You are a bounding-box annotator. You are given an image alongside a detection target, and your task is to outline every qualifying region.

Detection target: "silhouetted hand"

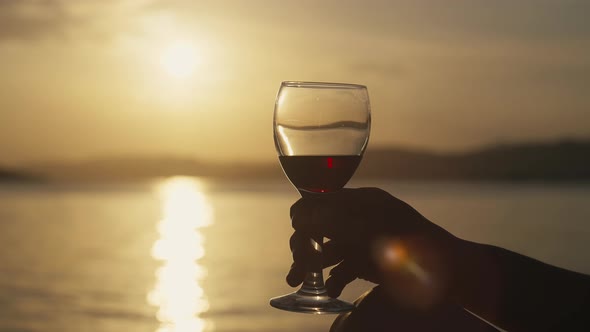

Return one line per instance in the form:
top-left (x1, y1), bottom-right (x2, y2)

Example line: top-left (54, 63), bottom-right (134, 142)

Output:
top-left (330, 286), bottom-right (499, 332)
top-left (287, 188), bottom-right (460, 308)
top-left (286, 187), bottom-right (590, 331)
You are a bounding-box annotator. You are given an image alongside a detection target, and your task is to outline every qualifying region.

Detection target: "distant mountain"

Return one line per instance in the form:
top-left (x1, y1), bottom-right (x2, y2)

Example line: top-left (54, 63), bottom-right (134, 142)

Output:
top-left (356, 140), bottom-right (590, 181)
top-left (23, 139), bottom-right (590, 182)
top-left (0, 167), bottom-right (41, 183)
top-left (26, 156), bottom-right (283, 182)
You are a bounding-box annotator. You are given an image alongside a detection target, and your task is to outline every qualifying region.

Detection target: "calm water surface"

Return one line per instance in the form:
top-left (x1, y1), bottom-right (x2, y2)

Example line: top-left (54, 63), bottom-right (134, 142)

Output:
top-left (1, 178), bottom-right (589, 332)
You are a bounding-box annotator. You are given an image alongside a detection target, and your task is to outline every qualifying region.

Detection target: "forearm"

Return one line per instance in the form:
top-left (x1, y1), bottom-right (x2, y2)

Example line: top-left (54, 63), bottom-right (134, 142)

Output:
top-left (452, 239), bottom-right (590, 331)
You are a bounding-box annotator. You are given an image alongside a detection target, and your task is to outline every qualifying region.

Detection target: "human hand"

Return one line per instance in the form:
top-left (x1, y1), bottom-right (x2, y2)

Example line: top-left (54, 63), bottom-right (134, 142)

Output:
top-left (287, 188), bottom-right (460, 308)
top-left (330, 286), bottom-right (499, 332)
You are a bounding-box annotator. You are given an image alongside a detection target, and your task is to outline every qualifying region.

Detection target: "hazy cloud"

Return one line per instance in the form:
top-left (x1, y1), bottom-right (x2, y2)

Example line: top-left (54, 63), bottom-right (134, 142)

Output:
top-left (0, 0), bottom-right (71, 40)
top-left (0, 0), bottom-right (153, 42)
top-left (350, 62), bottom-right (405, 79)
top-left (3, 0), bottom-right (590, 46)
top-left (0, 0), bottom-right (589, 162)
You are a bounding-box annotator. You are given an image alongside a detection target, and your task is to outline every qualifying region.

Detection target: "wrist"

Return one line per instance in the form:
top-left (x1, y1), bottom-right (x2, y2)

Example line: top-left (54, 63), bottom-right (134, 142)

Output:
top-left (445, 236), bottom-right (470, 303)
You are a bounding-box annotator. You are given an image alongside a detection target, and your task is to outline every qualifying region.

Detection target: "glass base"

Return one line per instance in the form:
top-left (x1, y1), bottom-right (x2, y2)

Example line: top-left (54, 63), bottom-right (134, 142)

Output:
top-left (270, 289), bottom-right (355, 314)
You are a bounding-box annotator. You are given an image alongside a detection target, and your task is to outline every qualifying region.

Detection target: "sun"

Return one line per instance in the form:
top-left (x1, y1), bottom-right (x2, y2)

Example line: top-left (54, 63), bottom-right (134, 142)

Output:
top-left (160, 41), bottom-right (199, 78)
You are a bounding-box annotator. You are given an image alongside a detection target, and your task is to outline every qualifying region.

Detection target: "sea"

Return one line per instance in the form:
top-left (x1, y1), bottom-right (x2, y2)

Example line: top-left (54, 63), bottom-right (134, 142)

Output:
top-left (1, 178), bottom-right (589, 332)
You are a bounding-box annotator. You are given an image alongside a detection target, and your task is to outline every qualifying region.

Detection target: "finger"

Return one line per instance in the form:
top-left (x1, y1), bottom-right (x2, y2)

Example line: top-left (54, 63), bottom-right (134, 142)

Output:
top-left (290, 192), bottom-right (342, 218)
top-left (286, 262), bottom-right (305, 287)
top-left (290, 190), bottom-right (358, 232)
top-left (291, 189), bottom-right (375, 234)
top-left (290, 197), bottom-right (316, 224)
top-left (289, 231), bottom-right (307, 255)
top-left (326, 259), bottom-right (359, 298)
top-left (286, 232), bottom-right (309, 287)
top-left (290, 231), bottom-right (328, 276)
top-left (287, 231), bottom-right (307, 287)
top-left (291, 201), bottom-right (344, 236)
top-left (322, 240), bottom-right (344, 268)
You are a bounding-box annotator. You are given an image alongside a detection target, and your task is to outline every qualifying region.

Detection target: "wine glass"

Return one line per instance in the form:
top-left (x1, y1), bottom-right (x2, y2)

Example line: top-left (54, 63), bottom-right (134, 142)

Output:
top-left (270, 81), bottom-right (371, 314)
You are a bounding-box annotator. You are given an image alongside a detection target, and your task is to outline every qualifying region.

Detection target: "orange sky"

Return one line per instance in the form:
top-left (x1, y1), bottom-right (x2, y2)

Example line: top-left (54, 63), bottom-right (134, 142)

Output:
top-left (1, 1), bottom-right (589, 164)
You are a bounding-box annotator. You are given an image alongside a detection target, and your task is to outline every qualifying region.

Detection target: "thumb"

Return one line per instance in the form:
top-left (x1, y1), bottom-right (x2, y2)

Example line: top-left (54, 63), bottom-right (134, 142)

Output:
top-left (325, 259), bottom-right (358, 298)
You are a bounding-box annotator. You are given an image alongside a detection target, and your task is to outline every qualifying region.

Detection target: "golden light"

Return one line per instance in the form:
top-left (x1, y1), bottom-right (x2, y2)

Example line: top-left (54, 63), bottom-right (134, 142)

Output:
top-left (375, 238), bottom-right (430, 284)
top-left (149, 177), bottom-right (213, 332)
top-left (160, 41), bottom-right (200, 79)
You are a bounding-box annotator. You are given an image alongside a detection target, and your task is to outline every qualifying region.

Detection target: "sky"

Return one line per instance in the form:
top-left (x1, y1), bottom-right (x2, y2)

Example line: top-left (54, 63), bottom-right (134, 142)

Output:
top-left (1, 0), bottom-right (589, 165)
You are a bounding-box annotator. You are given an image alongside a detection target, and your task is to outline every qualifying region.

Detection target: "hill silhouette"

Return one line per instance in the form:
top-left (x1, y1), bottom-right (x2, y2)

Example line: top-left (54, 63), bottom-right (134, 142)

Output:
top-left (24, 157), bottom-right (281, 182)
top-left (17, 139), bottom-right (590, 182)
top-left (0, 168), bottom-right (41, 183)
top-left (356, 140), bottom-right (590, 181)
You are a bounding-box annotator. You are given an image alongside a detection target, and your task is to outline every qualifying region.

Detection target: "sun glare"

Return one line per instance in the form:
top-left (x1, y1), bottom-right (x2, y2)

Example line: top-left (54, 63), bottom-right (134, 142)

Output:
top-left (160, 41), bottom-right (199, 78)
top-left (149, 177), bottom-right (213, 332)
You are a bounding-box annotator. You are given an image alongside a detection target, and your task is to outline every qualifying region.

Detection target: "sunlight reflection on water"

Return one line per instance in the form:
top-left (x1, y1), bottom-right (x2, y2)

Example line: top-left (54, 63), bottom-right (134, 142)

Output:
top-left (148, 177), bottom-right (213, 332)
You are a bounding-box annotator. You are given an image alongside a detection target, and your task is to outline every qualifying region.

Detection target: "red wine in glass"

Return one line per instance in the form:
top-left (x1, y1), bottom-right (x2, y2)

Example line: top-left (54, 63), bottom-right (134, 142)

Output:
top-left (279, 155), bottom-right (361, 193)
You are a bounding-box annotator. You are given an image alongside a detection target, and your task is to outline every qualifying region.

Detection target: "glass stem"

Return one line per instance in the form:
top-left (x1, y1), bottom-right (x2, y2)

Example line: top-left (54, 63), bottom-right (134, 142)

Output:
top-left (299, 235), bottom-right (326, 295)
